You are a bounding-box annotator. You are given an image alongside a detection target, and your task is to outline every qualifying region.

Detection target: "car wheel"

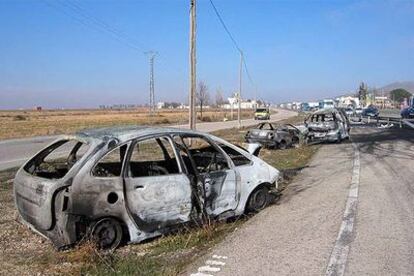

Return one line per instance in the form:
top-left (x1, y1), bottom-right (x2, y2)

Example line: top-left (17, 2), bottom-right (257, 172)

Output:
top-left (278, 140), bottom-right (287, 150)
top-left (336, 133), bottom-right (342, 143)
top-left (91, 218), bottom-right (123, 250)
top-left (246, 186), bottom-right (270, 213)
top-left (292, 136), bottom-right (299, 145)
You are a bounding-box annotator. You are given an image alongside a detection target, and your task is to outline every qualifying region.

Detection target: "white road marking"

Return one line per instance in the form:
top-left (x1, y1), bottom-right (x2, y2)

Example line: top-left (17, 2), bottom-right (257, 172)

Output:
top-left (205, 260), bottom-right (226, 266)
top-left (326, 143), bottom-right (360, 276)
top-left (198, 265), bottom-right (221, 273)
top-left (190, 255), bottom-right (228, 275)
top-left (212, 255), bottom-right (228, 259)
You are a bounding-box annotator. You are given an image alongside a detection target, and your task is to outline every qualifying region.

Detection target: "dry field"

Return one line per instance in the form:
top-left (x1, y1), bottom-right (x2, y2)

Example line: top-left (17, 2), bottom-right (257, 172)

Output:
top-left (0, 108), bottom-right (254, 140)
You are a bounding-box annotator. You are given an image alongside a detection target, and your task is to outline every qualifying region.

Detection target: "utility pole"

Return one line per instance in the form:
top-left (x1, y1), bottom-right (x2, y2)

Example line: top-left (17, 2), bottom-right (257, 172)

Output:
top-left (238, 51), bottom-right (243, 128)
top-left (189, 0), bottom-right (197, 130)
top-left (145, 51), bottom-right (157, 116)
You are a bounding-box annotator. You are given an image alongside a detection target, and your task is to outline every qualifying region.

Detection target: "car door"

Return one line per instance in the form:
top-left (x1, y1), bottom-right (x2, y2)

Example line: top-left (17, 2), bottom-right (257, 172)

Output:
top-left (175, 134), bottom-right (238, 216)
top-left (123, 135), bottom-right (193, 232)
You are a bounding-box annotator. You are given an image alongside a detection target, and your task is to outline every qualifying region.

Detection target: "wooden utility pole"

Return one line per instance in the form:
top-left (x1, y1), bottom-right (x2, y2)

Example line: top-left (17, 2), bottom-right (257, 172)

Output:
top-left (238, 51), bottom-right (243, 128)
top-left (189, 0), bottom-right (197, 130)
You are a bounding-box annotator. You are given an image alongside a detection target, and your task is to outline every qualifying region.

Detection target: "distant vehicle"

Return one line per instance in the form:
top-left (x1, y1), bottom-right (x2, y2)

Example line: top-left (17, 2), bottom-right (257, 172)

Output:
top-left (301, 103), bottom-right (310, 112)
top-left (305, 108), bottom-right (349, 143)
top-left (362, 106), bottom-right (379, 117)
top-left (245, 122), bottom-right (305, 149)
top-left (401, 106), bottom-right (414, 119)
top-left (319, 99), bottom-right (335, 110)
top-left (344, 107), bottom-right (354, 117)
top-left (354, 107), bottom-right (363, 115)
top-left (254, 107), bottom-right (270, 120)
top-left (14, 126), bottom-right (280, 249)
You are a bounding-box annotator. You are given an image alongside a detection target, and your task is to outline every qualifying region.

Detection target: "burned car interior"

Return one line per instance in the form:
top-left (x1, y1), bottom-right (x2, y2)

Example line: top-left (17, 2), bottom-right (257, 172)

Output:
top-left (24, 139), bottom-right (90, 179)
top-left (128, 138), bottom-right (180, 177)
top-left (92, 144), bottom-right (128, 177)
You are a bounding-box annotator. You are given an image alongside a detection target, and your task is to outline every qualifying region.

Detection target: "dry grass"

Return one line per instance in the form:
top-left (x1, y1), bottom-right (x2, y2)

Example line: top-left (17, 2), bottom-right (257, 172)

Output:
top-left (0, 108), bottom-right (254, 140)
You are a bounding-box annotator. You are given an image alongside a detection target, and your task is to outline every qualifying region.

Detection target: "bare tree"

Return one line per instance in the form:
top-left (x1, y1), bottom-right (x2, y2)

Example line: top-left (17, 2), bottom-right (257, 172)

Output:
top-left (215, 88), bottom-right (225, 108)
top-left (197, 81), bottom-right (210, 119)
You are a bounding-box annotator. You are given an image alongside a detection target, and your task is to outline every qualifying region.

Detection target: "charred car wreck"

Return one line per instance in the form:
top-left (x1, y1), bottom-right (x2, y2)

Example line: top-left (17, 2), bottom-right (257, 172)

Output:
top-left (14, 126), bottom-right (279, 249)
top-left (245, 122), bottom-right (305, 149)
top-left (306, 108), bottom-right (350, 143)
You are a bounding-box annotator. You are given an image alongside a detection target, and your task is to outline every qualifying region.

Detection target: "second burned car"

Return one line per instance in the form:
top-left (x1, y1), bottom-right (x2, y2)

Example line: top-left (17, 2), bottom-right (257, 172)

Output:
top-left (306, 108), bottom-right (350, 143)
top-left (245, 122), bottom-right (305, 149)
top-left (14, 126), bottom-right (280, 250)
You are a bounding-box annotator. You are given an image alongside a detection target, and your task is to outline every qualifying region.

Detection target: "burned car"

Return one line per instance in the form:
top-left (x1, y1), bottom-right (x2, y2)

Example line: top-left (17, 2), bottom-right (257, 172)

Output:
top-left (305, 108), bottom-right (349, 143)
top-left (245, 122), bottom-right (305, 149)
top-left (14, 126), bottom-right (279, 249)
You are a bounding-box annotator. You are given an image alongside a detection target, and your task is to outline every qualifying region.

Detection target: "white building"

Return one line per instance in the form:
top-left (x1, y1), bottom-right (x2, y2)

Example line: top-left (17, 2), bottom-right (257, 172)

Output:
top-left (336, 96), bottom-right (360, 108)
top-left (222, 97), bottom-right (258, 109)
top-left (157, 102), bottom-right (165, 109)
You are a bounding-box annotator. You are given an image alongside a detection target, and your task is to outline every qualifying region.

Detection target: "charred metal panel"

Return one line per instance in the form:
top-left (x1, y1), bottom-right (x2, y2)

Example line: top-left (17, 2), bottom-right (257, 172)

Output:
top-left (124, 174), bottom-right (192, 232)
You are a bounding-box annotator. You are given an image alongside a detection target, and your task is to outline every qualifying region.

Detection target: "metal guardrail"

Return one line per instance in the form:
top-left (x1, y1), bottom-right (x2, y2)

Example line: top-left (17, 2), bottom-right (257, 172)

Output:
top-left (350, 115), bottom-right (414, 129)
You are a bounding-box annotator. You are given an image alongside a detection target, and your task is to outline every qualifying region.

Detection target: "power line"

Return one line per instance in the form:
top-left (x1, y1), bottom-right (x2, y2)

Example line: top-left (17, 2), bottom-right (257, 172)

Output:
top-left (208, 0), bottom-right (257, 89)
top-left (43, 0), bottom-right (145, 53)
top-left (208, 0), bottom-right (241, 53)
top-left (65, 0), bottom-right (146, 50)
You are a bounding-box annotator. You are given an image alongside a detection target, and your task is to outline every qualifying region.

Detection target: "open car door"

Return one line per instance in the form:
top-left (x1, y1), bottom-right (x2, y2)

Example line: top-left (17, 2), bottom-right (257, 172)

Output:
top-left (174, 135), bottom-right (239, 217)
top-left (123, 135), bottom-right (193, 232)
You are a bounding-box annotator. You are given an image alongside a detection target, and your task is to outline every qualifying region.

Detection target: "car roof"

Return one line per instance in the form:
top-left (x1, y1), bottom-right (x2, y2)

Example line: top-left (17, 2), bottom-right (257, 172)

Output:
top-left (75, 125), bottom-right (207, 143)
top-left (312, 108), bottom-right (337, 114)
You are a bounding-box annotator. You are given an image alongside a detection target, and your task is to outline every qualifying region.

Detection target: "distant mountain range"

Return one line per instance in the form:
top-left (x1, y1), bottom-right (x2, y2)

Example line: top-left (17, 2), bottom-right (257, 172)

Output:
top-left (379, 81), bottom-right (414, 94)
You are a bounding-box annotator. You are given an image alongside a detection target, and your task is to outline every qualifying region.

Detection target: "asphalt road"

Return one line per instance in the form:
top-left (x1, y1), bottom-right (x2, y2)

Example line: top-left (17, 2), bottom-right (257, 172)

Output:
top-left (0, 109), bottom-right (297, 171)
top-left (186, 126), bottom-right (414, 275)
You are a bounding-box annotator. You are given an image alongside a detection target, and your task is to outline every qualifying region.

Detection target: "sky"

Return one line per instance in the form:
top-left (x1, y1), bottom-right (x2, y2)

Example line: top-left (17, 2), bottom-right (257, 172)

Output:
top-left (0, 0), bottom-right (414, 109)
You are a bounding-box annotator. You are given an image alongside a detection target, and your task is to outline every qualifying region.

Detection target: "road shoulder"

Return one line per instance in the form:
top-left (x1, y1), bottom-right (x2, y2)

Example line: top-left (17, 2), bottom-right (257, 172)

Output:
top-left (184, 141), bottom-right (355, 276)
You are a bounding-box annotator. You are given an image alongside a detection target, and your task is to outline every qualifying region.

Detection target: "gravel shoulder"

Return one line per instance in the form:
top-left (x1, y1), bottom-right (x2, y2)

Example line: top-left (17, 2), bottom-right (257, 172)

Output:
top-left (184, 140), bottom-right (355, 275)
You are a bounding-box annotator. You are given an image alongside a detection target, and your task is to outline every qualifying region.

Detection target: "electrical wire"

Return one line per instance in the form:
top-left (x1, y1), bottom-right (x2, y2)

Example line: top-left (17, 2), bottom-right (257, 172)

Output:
top-left (208, 0), bottom-right (258, 96)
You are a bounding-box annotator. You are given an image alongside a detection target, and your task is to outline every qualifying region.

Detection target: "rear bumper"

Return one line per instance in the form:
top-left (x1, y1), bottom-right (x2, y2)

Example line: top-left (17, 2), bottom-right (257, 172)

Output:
top-left (255, 115), bottom-right (270, 120)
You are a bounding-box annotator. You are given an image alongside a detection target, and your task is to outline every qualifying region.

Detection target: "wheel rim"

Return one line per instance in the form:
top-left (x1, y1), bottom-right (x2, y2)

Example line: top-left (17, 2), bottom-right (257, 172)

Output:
top-left (251, 188), bottom-right (268, 210)
top-left (92, 218), bottom-right (122, 250)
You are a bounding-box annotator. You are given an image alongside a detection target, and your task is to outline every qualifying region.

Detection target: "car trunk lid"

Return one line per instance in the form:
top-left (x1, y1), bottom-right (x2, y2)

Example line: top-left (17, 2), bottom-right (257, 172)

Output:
top-left (14, 170), bottom-right (60, 231)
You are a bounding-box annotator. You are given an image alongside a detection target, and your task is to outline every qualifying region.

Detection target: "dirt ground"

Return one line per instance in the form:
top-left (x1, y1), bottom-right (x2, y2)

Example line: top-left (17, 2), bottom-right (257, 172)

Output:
top-left (0, 108), bottom-right (254, 140)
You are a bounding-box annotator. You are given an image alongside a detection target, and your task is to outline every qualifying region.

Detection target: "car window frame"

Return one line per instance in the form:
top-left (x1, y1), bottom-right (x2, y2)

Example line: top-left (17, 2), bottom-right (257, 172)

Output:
top-left (214, 137), bottom-right (254, 168)
top-left (125, 134), bottom-right (184, 179)
top-left (177, 133), bottom-right (235, 173)
top-left (24, 138), bottom-right (93, 180)
top-left (90, 141), bottom-right (130, 179)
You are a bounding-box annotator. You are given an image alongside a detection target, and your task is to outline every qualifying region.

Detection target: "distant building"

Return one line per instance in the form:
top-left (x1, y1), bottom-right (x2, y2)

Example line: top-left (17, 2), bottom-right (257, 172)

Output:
top-left (157, 102), bottom-right (165, 109)
top-left (222, 97), bottom-right (258, 109)
top-left (373, 96), bottom-right (392, 109)
top-left (336, 96), bottom-right (360, 108)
